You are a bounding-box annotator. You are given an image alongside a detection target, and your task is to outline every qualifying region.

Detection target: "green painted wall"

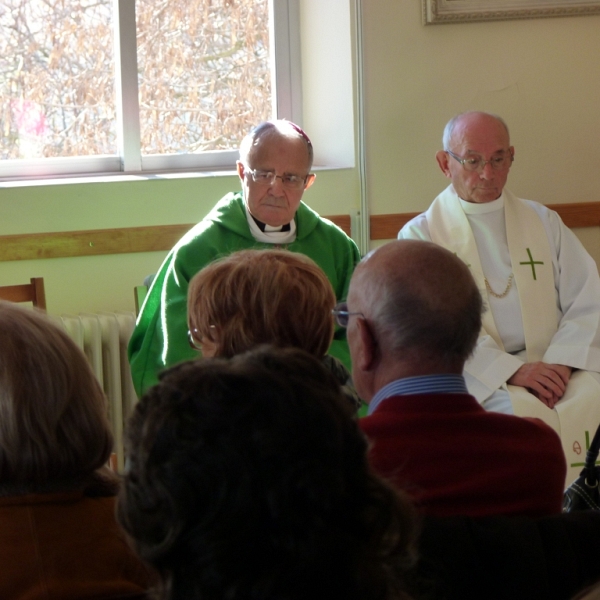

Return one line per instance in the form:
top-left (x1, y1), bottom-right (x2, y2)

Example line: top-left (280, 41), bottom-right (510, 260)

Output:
top-left (0, 168), bottom-right (360, 314)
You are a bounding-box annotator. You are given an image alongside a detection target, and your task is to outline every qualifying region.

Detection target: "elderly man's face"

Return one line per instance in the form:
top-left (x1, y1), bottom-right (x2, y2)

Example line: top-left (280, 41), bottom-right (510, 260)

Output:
top-left (237, 134), bottom-right (314, 227)
top-left (436, 113), bottom-right (514, 204)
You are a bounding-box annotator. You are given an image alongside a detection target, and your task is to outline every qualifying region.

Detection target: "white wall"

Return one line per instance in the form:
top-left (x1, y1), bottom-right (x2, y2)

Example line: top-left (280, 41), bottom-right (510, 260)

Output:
top-left (361, 2), bottom-right (600, 260)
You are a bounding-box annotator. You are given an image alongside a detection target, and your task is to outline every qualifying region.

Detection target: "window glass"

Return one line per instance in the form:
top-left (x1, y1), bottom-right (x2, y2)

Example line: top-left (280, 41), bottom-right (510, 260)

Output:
top-left (0, 0), bottom-right (276, 176)
top-left (136, 0), bottom-right (272, 157)
top-left (0, 0), bottom-right (115, 160)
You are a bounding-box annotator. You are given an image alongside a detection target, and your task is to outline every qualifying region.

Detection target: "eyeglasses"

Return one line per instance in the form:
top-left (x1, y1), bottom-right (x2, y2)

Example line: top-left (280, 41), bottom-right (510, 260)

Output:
top-left (332, 302), bottom-right (364, 328)
top-left (245, 167), bottom-right (312, 190)
top-left (188, 329), bottom-right (202, 351)
top-left (446, 149), bottom-right (514, 172)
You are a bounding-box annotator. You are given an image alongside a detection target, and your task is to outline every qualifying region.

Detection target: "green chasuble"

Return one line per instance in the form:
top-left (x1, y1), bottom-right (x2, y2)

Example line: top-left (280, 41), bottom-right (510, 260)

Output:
top-left (128, 192), bottom-right (361, 396)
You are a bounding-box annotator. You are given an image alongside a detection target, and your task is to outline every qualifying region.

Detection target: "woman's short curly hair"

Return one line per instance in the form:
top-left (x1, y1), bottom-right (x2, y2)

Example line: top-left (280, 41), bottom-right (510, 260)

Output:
top-left (187, 249), bottom-right (335, 358)
top-left (0, 302), bottom-right (113, 492)
top-left (118, 346), bottom-right (417, 600)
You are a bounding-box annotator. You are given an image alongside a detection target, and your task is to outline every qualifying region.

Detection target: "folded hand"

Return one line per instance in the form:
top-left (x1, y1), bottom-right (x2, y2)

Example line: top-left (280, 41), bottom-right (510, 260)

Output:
top-left (507, 362), bottom-right (572, 408)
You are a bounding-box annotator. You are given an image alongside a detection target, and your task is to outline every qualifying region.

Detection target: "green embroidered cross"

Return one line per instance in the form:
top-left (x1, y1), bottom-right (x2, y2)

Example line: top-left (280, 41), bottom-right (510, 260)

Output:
top-left (571, 429), bottom-right (600, 468)
top-left (519, 248), bottom-right (544, 281)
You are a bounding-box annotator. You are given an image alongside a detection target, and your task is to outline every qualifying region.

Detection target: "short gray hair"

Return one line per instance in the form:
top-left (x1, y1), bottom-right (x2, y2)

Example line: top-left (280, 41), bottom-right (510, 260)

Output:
top-left (364, 241), bottom-right (483, 366)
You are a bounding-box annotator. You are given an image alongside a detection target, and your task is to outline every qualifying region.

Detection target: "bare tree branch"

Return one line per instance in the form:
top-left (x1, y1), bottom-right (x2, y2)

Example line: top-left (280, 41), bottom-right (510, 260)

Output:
top-left (0, 0), bottom-right (271, 159)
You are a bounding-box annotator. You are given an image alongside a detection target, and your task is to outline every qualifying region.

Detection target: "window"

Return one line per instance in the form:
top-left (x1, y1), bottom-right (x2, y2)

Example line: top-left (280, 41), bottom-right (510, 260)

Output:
top-left (0, 0), bottom-right (300, 180)
top-left (1, 0), bottom-right (116, 161)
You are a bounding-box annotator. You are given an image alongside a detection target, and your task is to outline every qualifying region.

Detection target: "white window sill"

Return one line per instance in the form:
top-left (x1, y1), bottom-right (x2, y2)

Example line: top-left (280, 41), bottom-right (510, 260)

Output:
top-left (0, 164), bottom-right (353, 189)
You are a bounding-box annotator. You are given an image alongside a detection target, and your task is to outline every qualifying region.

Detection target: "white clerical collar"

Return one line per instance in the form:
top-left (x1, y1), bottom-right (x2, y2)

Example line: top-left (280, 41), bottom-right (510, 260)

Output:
top-left (245, 205), bottom-right (297, 244)
top-left (456, 189), bottom-right (505, 215)
top-left (263, 222), bottom-right (289, 232)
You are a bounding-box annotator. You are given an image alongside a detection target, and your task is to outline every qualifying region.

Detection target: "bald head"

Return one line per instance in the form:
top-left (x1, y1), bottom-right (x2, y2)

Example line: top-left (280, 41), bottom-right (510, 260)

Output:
top-left (348, 240), bottom-right (483, 371)
top-left (239, 120), bottom-right (313, 170)
top-left (442, 111), bottom-right (510, 151)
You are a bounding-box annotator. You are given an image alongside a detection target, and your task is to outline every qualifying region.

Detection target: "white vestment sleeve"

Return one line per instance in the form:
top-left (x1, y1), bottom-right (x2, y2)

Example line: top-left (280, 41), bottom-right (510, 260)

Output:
top-left (528, 203), bottom-right (600, 372)
top-left (397, 213), bottom-right (431, 241)
top-left (463, 335), bottom-right (523, 402)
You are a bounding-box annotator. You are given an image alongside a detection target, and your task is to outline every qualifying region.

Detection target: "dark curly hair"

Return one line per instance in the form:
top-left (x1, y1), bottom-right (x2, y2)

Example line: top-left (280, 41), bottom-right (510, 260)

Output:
top-left (117, 346), bottom-right (417, 600)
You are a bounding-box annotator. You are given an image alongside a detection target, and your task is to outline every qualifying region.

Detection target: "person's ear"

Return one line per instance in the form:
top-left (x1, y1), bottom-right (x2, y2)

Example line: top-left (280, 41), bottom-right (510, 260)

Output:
top-left (355, 317), bottom-right (378, 372)
top-left (304, 173), bottom-right (316, 190)
top-left (236, 161), bottom-right (245, 181)
top-left (436, 150), bottom-right (452, 178)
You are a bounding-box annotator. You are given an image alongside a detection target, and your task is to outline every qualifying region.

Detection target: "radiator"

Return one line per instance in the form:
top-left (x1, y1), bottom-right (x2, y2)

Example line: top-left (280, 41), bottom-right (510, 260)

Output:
top-left (54, 311), bottom-right (138, 471)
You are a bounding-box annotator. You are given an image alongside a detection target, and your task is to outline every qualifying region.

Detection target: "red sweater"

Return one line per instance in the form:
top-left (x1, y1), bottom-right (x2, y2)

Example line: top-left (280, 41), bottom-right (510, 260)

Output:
top-left (359, 393), bottom-right (566, 518)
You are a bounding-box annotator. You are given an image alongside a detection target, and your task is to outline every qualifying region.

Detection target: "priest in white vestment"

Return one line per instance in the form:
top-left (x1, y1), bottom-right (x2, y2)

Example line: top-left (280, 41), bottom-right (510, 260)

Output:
top-left (398, 111), bottom-right (600, 486)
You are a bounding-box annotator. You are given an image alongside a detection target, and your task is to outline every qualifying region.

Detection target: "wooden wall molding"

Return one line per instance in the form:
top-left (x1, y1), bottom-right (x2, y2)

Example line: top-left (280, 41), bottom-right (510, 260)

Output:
top-left (0, 216), bottom-right (351, 262)
top-left (0, 224), bottom-right (194, 262)
top-left (370, 212), bottom-right (419, 240)
top-left (0, 203), bottom-right (598, 262)
top-left (370, 201), bottom-right (600, 240)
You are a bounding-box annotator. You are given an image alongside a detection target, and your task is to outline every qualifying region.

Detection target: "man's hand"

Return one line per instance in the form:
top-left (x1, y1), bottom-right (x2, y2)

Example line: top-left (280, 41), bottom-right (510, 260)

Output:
top-left (507, 362), bottom-right (572, 408)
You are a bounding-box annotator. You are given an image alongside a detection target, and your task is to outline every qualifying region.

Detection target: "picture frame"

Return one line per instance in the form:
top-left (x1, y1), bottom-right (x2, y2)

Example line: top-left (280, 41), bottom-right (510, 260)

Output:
top-left (423, 0), bottom-right (600, 24)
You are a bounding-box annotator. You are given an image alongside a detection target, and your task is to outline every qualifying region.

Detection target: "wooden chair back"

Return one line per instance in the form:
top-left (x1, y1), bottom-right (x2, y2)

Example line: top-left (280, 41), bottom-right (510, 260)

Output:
top-left (0, 277), bottom-right (47, 311)
top-left (134, 285), bottom-right (148, 316)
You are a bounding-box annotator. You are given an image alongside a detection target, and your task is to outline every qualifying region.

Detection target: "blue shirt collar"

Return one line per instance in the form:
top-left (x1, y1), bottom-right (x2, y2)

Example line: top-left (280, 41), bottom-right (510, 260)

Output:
top-left (368, 374), bottom-right (468, 415)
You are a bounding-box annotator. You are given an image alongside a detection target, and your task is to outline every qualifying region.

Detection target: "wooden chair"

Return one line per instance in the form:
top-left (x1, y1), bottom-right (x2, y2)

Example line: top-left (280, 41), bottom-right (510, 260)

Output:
top-left (134, 285), bottom-right (148, 316)
top-left (134, 274), bottom-right (154, 316)
top-left (0, 277), bottom-right (46, 311)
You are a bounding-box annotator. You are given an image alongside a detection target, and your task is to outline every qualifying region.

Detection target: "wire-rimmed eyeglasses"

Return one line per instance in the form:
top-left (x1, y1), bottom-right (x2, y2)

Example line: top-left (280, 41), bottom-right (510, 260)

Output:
top-left (332, 302), bottom-right (364, 328)
top-left (188, 329), bottom-right (202, 350)
top-left (188, 326), bottom-right (217, 351)
top-left (245, 167), bottom-right (314, 191)
top-left (446, 149), bottom-right (514, 172)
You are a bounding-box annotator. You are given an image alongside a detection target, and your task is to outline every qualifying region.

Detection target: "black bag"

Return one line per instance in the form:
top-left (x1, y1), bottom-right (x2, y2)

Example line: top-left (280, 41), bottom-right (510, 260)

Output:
top-left (563, 422), bottom-right (600, 512)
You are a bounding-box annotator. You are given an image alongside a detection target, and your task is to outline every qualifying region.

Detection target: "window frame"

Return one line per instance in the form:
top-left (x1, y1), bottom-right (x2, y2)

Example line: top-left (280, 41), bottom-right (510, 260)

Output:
top-left (0, 0), bottom-right (301, 181)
